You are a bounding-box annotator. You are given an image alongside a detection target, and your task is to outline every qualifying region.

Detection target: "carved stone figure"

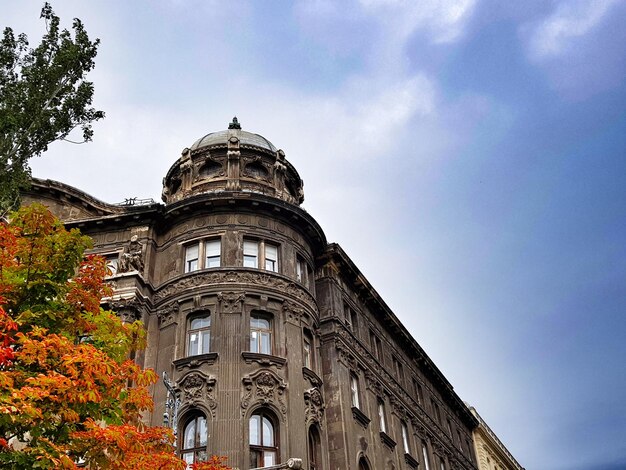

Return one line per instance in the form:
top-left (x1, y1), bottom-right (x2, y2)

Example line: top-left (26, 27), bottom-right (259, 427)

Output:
top-left (118, 235), bottom-right (144, 274)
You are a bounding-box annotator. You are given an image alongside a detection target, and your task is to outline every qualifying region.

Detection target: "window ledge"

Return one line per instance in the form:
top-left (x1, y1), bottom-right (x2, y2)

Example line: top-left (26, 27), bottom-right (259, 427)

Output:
top-left (302, 366), bottom-right (322, 386)
top-left (404, 453), bottom-right (419, 468)
top-left (242, 351), bottom-right (287, 368)
top-left (352, 406), bottom-right (370, 428)
top-left (380, 431), bottom-right (397, 449)
top-left (173, 353), bottom-right (218, 371)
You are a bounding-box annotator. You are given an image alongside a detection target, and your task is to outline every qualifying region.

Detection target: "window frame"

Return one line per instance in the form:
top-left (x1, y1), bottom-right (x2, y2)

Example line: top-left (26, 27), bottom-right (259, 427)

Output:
top-left (184, 237), bottom-right (222, 273)
top-left (250, 313), bottom-right (273, 355)
top-left (303, 331), bottom-right (313, 369)
top-left (422, 441), bottom-right (431, 470)
top-left (180, 414), bottom-right (208, 465)
top-left (350, 373), bottom-right (360, 409)
top-left (377, 399), bottom-right (387, 434)
top-left (187, 314), bottom-right (211, 356)
top-left (401, 421), bottom-right (411, 454)
top-left (243, 238), bottom-right (280, 273)
top-left (249, 410), bottom-right (279, 468)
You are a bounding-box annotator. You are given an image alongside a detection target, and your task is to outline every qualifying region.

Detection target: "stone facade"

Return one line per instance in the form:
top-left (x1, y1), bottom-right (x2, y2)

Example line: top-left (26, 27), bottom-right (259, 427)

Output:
top-left (23, 119), bottom-right (480, 470)
top-left (467, 406), bottom-right (524, 470)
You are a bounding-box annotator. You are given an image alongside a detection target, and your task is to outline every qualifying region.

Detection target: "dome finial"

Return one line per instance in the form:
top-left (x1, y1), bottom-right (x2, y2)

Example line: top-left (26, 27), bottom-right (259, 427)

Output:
top-left (228, 116), bottom-right (241, 129)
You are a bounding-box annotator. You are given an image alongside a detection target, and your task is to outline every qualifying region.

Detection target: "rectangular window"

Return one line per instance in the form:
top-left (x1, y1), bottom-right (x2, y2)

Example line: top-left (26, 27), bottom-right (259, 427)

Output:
top-left (350, 374), bottom-right (360, 408)
top-left (185, 244), bottom-right (199, 273)
top-left (350, 310), bottom-right (358, 332)
top-left (205, 239), bottom-right (221, 268)
top-left (250, 314), bottom-right (272, 354)
top-left (440, 459), bottom-right (446, 470)
top-left (303, 335), bottom-right (312, 368)
top-left (402, 422), bottom-right (410, 454)
top-left (297, 256), bottom-right (311, 285)
top-left (265, 243), bottom-right (278, 272)
top-left (370, 330), bottom-right (382, 362)
top-left (378, 400), bottom-right (387, 433)
top-left (446, 418), bottom-right (452, 437)
top-left (244, 240), bottom-right (259, 268)
top-left (187, 315), bottom-right (211, 356)
top-left (422, 442), bottom-right (431, 470)
top-left (413, 379), bottom-right (423, 405)
top-left (393, 356), bottom-right (403, 381)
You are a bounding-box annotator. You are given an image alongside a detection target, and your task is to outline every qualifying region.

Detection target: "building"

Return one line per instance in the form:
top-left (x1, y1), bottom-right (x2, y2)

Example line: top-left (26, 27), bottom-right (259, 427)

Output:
top-left (23, 118), bottom-right (480, 470)
top-left (467, 406), bottom-right (524, 470)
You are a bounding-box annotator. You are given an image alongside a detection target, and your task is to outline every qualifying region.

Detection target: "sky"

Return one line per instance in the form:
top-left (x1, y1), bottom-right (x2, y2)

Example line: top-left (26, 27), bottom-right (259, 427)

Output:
top-left (2, 1), bottom-right (625, 469)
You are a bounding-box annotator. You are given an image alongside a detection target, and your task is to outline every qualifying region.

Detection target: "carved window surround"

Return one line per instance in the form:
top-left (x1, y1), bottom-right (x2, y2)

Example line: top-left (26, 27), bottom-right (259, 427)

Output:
top-left (302, 366), bottom-right (322, 387)
top-left (242, 351), bottom-right (287, 368)
top-left (173, 353), bottom-right (218, 371)
top-left (404, 452), bottom-right (419, 468)
top-left (380, 431), bottom-right (397, 450)
top-left (352, 406), bottom-right (370, 428)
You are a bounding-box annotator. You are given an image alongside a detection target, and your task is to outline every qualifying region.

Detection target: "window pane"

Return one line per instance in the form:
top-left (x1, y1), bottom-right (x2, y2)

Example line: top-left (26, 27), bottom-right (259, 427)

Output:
top-left (244, 240), bottom-right (258, 268)
top-left (250, 414), bottom-right (260, 445)
top-left (378, 402), bottom-right (386, 432)
top-left (182, 452), bottom-right (194, 464)
top-left (402, 423), bottom-right (410, 453)
top-left (260, 332), bottom-right (271, 354)
top-left (351, 376), bottom-right (360, 408)
top-left (264, 451), bottom-right (276, 466)
top-left (184, 420), bottom-right (196, 449)
top-left (198, 417), bottom-right (207, 446)
top-left (250, 331), bottom-right (258, 353)
top-left (205, 240), bottom-right (220, 256)
top-left (106, 257), bottom-right (118, 275)
top-left (250, 450), bottom-right (261, 468)
top-left (262, 416), bottom-right (274, 446)
top-left (296, 261), bottom-right (302, 281)
top-left (188, 333), bottom-right (198, 356)
top-left (205, 240), bottom-right (220, 268)
top-left (244, 241), bottom-right (258, 255)
top-left (191, 316), bottom-right (210, 329)
top-left (185, 244), bottom-right (199, 273)
top-left (201, 331), bottom-right (210, 354)
top-left (265, 244), bottom-right (278, 272)
top-left (251, 317), bottom-right (270, 329)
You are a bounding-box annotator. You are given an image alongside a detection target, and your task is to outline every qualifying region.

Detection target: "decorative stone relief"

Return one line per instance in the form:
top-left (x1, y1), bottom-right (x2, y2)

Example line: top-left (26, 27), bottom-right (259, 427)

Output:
top-left (304, 387), bottom-right (325, 426)
top-left (178, 371), bottom-right (217, 418)
top-left (157, 302), bottom-right (179, 328)
top-left (335, 339), bottom-right (359, 371)
top-left (334, 330), bottom-right (465, 462)
top-left (282, 300), bottom-right (306, 325)
top-left (241, 370), bottom-right (287, 418)
top-left (217, 291), bottom-right (245, 314)
top-left (110, 298), bottom-right (142, 323)
top-left (117, 235), bottom-right (144, 274)
top-left (155, 270), bottom-right (316, 312)
top-left (364, 370), bottom-right (385, 397)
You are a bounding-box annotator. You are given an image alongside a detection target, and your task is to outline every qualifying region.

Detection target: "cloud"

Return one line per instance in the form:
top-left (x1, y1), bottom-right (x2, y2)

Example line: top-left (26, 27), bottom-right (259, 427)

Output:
top-left (359, 0), bottom-right (477, 44)
top-left (520, 0), bottom-right (626, 99)
top-left (523, 0), bottom-right (619, 60)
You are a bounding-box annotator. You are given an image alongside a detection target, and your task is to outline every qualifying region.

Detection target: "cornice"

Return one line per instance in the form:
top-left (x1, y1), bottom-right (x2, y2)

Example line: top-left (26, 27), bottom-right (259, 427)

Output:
top-left (318, 243), bottom-right (478, 430)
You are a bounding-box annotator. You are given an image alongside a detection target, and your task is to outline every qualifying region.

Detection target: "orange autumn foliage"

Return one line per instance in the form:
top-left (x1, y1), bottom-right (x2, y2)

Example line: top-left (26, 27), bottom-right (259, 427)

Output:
top-left (0, 205), bottom-right (230, 469)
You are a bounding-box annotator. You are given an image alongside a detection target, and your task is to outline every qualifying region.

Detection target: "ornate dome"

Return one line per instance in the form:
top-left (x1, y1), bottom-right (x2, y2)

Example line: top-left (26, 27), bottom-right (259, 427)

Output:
top-left (162, 117), bottom-right (304, 206)
top-left (190, 118), bottom-right (277, 153)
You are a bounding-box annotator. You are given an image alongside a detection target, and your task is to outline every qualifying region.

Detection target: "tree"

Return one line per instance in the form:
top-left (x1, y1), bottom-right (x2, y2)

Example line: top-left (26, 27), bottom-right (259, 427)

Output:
top-left (0, 204), bottom-right (230, 470)
top-left (0, 3), bottom-right (104, 213)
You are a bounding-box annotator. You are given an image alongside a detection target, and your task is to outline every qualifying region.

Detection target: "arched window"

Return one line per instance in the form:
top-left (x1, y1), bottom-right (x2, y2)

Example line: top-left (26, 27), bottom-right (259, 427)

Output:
top-left (250, 314), bottom-right (272, 355)
top-left (181, 414), bottom-right (207, 465)
top-left (249, 410), bottom-right (278, 467)
top-left (358, 457), bottom-right (370, 470)
top-left (188, 315), bottom-right (211, 356)
top-left (308, 425), bottom-right (322, 470)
